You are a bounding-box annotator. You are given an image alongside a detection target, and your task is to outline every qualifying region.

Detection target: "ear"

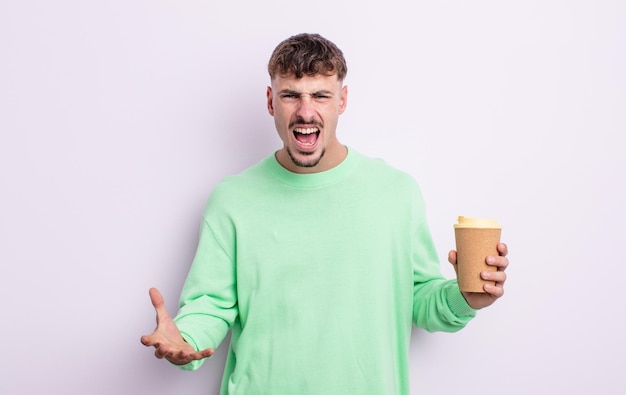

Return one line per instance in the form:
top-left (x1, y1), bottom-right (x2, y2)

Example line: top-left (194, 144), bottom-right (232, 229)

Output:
top-left (266, 86), bottom-right (274, 116)
top-left (338, 85), bottom-right (348, 114)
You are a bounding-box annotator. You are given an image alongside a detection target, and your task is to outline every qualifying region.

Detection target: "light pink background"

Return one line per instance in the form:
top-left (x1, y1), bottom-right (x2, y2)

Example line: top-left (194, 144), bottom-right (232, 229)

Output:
top-left (1, 1), bottom-right (624, 394)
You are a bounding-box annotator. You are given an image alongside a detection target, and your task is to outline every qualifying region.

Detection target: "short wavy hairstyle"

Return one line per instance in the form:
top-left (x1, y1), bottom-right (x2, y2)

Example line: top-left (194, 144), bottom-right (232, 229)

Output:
top-left (268, 33), bottom-right (348, 81)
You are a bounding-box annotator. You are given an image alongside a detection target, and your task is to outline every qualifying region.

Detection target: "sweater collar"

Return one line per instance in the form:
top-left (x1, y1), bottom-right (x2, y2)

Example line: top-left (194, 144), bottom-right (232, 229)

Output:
top-left (265, 147), bottom-right (359, 188)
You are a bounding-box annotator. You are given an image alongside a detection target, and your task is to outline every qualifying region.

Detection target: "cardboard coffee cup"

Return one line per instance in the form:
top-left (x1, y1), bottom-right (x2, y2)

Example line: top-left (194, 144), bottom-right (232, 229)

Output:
top-left (454, 216), bottom-right (502, 293)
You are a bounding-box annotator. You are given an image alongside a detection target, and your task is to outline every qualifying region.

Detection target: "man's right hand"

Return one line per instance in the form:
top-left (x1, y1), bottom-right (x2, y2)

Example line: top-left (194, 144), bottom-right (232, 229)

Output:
top-left (140, 287), bottom-right (214, 365)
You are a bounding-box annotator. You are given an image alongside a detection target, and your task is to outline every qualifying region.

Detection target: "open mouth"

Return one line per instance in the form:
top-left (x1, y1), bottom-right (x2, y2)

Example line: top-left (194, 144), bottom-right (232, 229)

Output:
top-left (293, 127), bottom-right (320, 148)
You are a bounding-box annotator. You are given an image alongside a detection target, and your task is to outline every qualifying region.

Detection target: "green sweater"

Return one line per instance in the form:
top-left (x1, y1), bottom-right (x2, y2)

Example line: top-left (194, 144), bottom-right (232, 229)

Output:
top-left (174, 148), bottom-right (476, 394)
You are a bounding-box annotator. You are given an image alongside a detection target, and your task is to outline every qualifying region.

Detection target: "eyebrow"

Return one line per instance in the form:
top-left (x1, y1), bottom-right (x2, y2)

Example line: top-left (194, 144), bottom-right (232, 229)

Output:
top-left (278, 89), bottom-right (334, 96)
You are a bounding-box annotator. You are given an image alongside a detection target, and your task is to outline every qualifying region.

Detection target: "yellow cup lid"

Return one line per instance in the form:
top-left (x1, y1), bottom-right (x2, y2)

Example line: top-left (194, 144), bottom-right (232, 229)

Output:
top-left (454, 215), bottom-right (502, 229)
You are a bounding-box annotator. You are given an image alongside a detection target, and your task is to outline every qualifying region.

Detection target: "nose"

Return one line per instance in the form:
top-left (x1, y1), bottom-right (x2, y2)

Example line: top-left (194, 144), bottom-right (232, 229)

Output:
top-left (296, 95), bottom-right (316, 120)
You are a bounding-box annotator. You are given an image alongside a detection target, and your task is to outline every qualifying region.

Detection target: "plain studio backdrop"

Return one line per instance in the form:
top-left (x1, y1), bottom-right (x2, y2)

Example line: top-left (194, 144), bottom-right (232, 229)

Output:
top-left (1, 1), bottom-right (624, 394)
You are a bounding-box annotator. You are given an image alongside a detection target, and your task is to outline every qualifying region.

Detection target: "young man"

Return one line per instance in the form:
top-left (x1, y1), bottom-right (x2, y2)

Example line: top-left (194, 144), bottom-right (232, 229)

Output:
top-left (141, 33), bottom-right (509, 394)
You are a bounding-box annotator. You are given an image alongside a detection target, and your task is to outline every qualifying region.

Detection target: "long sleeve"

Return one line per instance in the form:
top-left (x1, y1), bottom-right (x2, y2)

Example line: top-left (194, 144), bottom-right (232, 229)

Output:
top-left (410, 186), bottom-right (476, 332)
top-left (174, 207), bottom-right (239, 371)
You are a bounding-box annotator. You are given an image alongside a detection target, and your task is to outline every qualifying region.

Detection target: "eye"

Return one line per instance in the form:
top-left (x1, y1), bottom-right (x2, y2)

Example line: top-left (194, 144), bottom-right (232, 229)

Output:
top-left (280, 92), bottom-right (300, 100)
top-left (312, 93), bottom-right (331, 101)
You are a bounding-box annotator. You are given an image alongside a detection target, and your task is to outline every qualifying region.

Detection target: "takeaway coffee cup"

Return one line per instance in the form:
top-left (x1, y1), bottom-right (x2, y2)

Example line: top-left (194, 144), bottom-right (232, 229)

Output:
top-left (454, 216), bottom-right (502, 293)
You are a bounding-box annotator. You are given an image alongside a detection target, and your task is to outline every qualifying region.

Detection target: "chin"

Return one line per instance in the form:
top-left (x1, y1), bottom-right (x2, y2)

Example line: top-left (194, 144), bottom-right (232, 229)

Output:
top-left (287, 148), bottom-right (325, 168)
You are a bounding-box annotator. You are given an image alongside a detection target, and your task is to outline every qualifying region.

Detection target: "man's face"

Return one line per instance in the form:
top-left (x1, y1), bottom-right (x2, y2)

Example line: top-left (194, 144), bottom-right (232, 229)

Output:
top-left (267, 73), bottom-right (348, 173)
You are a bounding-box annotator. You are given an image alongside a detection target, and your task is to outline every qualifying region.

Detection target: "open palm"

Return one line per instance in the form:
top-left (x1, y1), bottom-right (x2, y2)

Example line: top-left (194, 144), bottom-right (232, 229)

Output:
top-left (140, 288), bottom-right (214, 365)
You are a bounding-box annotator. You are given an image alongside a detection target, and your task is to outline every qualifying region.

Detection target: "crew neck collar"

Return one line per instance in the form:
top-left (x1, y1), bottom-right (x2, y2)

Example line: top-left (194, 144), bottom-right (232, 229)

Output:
top-left (264, 147), bottom-right (359, 188)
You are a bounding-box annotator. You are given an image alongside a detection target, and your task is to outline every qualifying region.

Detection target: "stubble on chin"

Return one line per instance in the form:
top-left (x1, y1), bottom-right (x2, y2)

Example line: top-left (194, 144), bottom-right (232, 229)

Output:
top-left (286, 147), bottom-right (326, 168)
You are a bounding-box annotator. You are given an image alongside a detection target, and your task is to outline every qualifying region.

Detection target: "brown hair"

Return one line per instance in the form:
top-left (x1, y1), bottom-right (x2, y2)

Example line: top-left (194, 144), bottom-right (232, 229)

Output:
top-left (268, 33), bottom-right (348, 81)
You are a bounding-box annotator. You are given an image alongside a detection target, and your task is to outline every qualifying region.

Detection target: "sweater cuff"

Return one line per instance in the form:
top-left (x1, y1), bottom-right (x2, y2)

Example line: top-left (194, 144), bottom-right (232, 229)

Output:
top-left (445, 281), bottom-right (477, 317)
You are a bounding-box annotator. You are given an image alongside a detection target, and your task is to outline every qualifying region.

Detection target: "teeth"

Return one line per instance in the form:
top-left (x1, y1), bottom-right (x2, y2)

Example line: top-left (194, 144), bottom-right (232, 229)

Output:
top-left (294, 128), bottom-right (318, 134)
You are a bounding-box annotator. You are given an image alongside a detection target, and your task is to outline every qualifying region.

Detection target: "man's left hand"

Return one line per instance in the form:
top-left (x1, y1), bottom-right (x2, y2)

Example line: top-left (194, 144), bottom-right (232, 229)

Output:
top-left (449, 243), bottom-right (509, 309)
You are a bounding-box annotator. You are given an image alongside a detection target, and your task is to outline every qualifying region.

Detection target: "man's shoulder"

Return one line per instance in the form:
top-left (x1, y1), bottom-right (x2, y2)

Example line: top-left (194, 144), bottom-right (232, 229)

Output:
top-left (201, 158), bottom-right (268, 215)
top-left (206, 156), bottom-right (273, 203)
top-left (353, 150), bottom-right (418, 186)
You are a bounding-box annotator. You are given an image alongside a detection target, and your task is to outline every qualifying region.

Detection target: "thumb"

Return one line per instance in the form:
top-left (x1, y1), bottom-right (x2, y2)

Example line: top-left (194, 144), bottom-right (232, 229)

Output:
top-left (149, 287), bottom-right (172, 323)
top-left (448, 250), bottom-right (458, 274)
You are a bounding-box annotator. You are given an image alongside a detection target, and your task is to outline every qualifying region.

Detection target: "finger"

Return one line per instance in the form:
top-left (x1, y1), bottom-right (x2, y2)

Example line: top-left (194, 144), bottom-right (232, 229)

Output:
top-left (497, 242), bottom-right (508, 256)
top-left (154, 344), bottom-right (168, 359)
top-left (447, 250), bottom-right (458, 274)
top-left (447, 250), bottom-right (457, 265)
top-left (149, 288), bottom-right (172, 323)
top-left (481, 270), bottom-right (507, 285)
top-left (173, 350), bottom-right (191, 364)
top-left (180, 348), bottom-right (214, 364)
top-left (140, 334), bottom-right (156, 347)
top-left (149, 287), bottom-right (164, 309)
top-left (486, 255), bottom-right (509, 270)
top-left (141, 331), bottom-right (166, 347)
top-left (157, 346), bottom-right (188, 364)
top-left (169, 349), bottom-right (199, 365)
top-left (197, 348), bottom-right (215, 359)
top-left (484, 283), bottom-right (504, 298)
top-left (161, 345), bottom-right (188, 363)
